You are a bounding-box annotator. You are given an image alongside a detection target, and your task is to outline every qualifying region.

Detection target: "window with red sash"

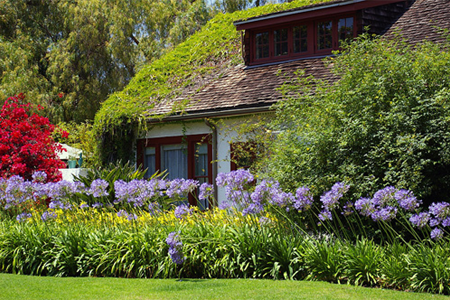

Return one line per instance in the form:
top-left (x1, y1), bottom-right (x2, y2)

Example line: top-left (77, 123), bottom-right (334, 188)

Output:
top-left (249, 15), bottom-right (356, 65)
top-left (136, 134), bottom-right (213, 209)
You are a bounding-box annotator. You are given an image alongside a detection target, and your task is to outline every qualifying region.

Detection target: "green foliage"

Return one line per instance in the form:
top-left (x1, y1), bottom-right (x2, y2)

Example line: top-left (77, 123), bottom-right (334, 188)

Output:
top-left (0, 0), bottom-right (214, 123)
top-left (93, 0), bottom-right (334, 164)
top-left (1, 208), bottom-right (450, 294)
top-left (268, 34), bottom-right (450, 204)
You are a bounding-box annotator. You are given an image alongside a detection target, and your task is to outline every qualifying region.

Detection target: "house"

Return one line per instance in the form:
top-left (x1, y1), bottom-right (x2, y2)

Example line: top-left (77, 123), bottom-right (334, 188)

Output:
top-left (112, 0), bottom-right (450, 208)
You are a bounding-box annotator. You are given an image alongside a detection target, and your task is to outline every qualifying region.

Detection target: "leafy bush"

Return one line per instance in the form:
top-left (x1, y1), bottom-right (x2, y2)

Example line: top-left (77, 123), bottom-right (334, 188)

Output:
top-left (0, 94), bottom-right (66, 182)
top-left (268, 34), bottom-right (450, 206)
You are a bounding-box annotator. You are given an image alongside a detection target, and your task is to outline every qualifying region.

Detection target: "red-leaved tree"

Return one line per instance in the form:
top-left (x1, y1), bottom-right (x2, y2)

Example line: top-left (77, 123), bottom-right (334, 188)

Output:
top-left (0, 93), bottom-right (67, 182)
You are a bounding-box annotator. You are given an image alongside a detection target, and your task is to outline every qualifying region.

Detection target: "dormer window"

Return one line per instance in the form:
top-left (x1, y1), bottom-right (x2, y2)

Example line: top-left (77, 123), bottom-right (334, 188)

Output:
top-left (235, 0), bottom-right (411, 66)
top-left (249, 15), bottom-right (356, 65)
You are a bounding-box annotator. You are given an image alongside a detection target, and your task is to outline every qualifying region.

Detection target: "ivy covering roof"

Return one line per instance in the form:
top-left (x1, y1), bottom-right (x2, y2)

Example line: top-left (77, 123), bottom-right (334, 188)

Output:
top-left (93, 0), bottom-right (335, 133)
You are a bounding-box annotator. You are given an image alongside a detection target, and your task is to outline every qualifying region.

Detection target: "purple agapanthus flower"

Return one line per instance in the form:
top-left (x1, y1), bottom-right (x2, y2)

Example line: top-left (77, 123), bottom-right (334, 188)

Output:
top-left (88, 179), bottom-right (109, 198)
top-left (216, 170), bottom-right (254, 210)
top-left (166, 179), bottom-right (198, 199)
top-left (442, 217), bottom-right (450, 227)
top-left (395, 189), bottom-right (421, 211)
top-left (430, 228), bottom-right (444, 240)
top-left (41, 211), bottom-right (57, 221)
top-left (318, 209), bottom-right (332, 221)
top-left (218, 200), bottom-right (232, 210)
top-left (32, 171), bottom-right (47, 183)
top-left (372, 186), bottom-right (397, 207)
top-left (430, 218), bottom-right (441, 227)
top-left (166, 231), bottom-right (185, 265)
top-left (216, 169), bottom-right (254, 189)
top-left (370, 206), bottom-right (397, 222)
top-left (320, 182), bottom-right (350, 211)
top-left (355, 197), bottom-right (374, 217)
top-left (293, 187), bottom-right (314, 211)
top-left (199, 183), bottom-right (214, 201)
top-left (46, 180), bottom-right (85, 200)
top-left (49, 200), bottom-right (72, 210)
top-left (429, 202), bottom-right (450, 220)
top-left (117, 209), bottom-right (137, 221)
top-left (409, 212), bottom-right (431, 229)
top-left (174, 204), bottom-right (193, 219)
top-left (92, 202), bottom-right (103, 208)
top-left (16, 212), bottom-right (32, 222)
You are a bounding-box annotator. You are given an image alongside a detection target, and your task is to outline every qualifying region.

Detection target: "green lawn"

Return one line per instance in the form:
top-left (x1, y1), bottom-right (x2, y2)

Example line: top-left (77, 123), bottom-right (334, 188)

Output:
top-left (0, 274), bottom-right (448, 300)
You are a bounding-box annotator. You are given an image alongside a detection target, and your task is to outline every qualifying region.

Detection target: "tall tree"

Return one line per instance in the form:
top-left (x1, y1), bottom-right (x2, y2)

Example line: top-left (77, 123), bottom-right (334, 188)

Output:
top-left (0, 0), bottom-right (212, 123)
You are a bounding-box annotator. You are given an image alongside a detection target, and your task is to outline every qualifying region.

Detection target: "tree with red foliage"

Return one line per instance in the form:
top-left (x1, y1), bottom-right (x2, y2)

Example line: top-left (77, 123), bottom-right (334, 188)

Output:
top-left (0, 93), bottom-right (67, 182)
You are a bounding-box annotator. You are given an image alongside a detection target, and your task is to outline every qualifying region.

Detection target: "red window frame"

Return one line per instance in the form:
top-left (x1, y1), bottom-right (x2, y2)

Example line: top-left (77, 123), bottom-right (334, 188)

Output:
top-left (249, 14), bottom-right (356, 66)
top-left (136, 134), bottom-right (213, 207)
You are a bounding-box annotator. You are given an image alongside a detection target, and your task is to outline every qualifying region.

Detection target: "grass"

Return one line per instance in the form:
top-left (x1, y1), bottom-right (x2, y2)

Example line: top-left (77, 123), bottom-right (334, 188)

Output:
top-left (0, 274), bottom-right (448, 300)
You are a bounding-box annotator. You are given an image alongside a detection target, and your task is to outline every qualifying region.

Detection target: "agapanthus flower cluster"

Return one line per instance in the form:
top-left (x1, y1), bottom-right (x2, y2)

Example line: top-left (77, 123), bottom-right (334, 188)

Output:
top-left (1, 175), bottom-right (34, 209)
top-left (41, 211), bottom-right (57, 221)
top-left (46, 180), bottom-right (85, 200)
top-left (216, 170), bottom-right (254, 210)
top-left (114, 179), bottom-right (161, 207)
top-left (247, 180), bottom-right (280, 215)
top-left (88, 179), bottom-right (109, 198)
top-left (117, 209), bottom-right (138, 221)
top-left (318, 182), bottom-right (350, 221)
top-left (174, 204), bottom-right (193, 219)
top-left (293, 187), bottom-right (314, 212)
top-left (409, 212), bottom-right (431, 229)
top-left (166, 179), bottom-right (198, 199)
top-left (16, 212), bottom-right (32, 222)
top-left (430, 228), bottom-right (444, 240)
top-left (429, 202), bottom-right (450, 223)
top-left (394, 189), bottom-right (421, 211)
top-left (31, 171), bottom-right (47, 183)
top-left (355, 187), bottom-right (420, 222)
top-left (370, 206), bottom-right (398, 222)
top-left (166, 231), bottom-right (185, 265)
top-left (199, 183), bottom-right (214, 201)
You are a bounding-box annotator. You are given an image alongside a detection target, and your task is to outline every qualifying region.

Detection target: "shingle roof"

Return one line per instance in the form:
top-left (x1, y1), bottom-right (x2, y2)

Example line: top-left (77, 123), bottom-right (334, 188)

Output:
top-left (384, 0), bottom-right (450, 43)
top-left (149, 57), bottom-right (336, 117)
top-left (149, 0), bottom-right (450, 119)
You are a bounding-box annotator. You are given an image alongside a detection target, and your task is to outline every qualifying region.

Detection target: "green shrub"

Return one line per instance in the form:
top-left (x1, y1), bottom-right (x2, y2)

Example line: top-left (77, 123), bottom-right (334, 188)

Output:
top-left (268, 34), bottom-right (450, 205)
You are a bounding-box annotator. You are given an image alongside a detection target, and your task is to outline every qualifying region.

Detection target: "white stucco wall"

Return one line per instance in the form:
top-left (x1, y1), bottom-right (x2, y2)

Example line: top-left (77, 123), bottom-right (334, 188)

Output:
top-left (142, 115), bottom-right (265, 206)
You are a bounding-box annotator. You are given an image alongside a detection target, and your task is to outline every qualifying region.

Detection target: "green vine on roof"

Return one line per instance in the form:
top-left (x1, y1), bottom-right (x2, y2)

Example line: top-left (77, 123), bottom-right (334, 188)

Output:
top-left (93, 0), bottom-right (334, 165)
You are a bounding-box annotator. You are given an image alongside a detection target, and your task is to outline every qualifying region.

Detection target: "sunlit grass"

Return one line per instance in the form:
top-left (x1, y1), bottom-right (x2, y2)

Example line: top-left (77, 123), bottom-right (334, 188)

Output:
top-left (1, 274), bottom-right (448, 300)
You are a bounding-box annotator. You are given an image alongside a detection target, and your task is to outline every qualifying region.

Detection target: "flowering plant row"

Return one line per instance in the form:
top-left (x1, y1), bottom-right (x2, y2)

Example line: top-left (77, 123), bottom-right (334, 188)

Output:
top-left (1, 169), bottom-right (449, 246)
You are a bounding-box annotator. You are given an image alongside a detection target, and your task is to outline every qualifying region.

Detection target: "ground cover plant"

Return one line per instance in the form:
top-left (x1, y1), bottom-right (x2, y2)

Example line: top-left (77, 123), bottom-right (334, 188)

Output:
top-left (0, 170), bottom-right (449, 295)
